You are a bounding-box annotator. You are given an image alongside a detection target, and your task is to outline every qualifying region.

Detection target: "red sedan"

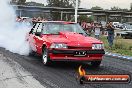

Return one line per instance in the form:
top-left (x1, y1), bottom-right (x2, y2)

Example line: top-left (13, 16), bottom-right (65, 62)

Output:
top-left (27, 21), bottom-right (105, 66)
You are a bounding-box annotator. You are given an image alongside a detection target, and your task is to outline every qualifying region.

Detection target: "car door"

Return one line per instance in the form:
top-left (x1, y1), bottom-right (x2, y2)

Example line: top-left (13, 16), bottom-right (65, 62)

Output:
top-left (33, 23), bottom-right (44, 54)
top-left (28, 23), bottom-right (40, 52)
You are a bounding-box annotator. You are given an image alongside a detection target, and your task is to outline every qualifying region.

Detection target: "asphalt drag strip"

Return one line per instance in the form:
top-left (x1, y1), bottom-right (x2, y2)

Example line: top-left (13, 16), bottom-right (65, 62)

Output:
top-left (0, 52), bottom-right (46, 88)
top-left (0, 48), bottom-right (132, 88)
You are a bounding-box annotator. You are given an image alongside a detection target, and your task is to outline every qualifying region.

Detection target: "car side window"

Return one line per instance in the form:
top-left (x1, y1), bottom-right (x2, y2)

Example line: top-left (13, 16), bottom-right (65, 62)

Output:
top-left (36, 23), bottom-right (43, 33)
top-left (29, 23), bottom-right (36, 34)
top-left (33, 23), bottom-right (40, 34)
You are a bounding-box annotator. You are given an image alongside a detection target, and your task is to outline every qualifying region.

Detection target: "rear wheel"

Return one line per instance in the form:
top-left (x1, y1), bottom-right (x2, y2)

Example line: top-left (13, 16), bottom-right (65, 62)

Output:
top-left (42, 47), bottom-right (51, 66)
top-left (29, 46), bottom-right (36, 56)
top-left (29, 50), bottom-right (36, 56)
top-left (91, 61), bottom-right (101, 67)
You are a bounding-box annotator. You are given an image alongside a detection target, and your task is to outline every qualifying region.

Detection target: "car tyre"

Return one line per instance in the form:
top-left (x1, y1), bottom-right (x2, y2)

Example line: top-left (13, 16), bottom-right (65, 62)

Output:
top-left (29, 49), bottom-right (36, 56)
top-left (91, 61), bottom-right (101, 67)
top-left (42, 47), bottom-right (51, 66)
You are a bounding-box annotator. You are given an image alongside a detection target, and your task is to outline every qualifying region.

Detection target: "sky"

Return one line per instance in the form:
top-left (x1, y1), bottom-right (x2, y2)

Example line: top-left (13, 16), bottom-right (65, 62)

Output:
top-left (26, 0), bottom-right (132, 9)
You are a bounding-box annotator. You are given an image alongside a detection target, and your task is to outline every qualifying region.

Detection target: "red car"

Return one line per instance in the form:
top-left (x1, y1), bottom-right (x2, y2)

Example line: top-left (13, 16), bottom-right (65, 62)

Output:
top-left (27, 21), bottom-right (105, 66)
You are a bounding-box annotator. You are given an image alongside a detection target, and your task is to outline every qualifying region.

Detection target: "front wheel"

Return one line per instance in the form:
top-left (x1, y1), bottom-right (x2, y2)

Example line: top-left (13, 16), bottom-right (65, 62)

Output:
top-left (91, 61), bottom-right (101, 67)
top-left (42, 47), bottom-right (51, 66)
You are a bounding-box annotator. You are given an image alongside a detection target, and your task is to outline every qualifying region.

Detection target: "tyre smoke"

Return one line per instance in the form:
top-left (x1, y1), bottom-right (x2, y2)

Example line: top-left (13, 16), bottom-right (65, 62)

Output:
top-left (0, 0), bottom-right (31, 55)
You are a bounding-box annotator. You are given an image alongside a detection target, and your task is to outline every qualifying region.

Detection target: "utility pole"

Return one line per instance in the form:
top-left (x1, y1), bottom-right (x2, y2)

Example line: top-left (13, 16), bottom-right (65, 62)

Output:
top-left (131, 3), bottom-right (132, 11)
top-left (75, 0), bottom-right (78, 23)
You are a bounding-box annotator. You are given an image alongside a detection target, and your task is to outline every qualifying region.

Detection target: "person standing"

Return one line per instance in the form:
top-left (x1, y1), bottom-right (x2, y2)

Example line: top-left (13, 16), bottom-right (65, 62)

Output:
top-left (90, 22), bottom-right (94, 36)
top-left (94, 23), bottom-right (101, 39)
top-left (32, 17), bottom-right (37, 25)
top-left (16, 16), bottom-right (22, 22)
top-left (81, 21), bottom-right (88, 32)
top-left (106, 22), bottom-right (115, 48)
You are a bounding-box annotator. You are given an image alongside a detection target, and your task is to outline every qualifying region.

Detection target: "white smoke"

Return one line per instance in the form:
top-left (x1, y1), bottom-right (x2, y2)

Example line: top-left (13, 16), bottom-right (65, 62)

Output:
top-left (0, 0), bottom-right (31, 55)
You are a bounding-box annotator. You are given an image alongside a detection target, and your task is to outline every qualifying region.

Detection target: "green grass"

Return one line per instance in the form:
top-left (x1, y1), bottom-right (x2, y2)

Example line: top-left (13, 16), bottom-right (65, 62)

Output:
top-left (100, 36), bottom-right (132, 56)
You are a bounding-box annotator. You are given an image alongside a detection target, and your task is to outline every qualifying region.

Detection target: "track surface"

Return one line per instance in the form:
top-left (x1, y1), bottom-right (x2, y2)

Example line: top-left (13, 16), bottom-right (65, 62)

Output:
top-left (0, 48), bottom-right (132, 88)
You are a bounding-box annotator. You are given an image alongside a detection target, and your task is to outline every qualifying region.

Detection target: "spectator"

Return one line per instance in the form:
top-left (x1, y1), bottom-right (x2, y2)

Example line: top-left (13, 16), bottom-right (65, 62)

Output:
top-left (99, 22), bottom-right (104, 35)
top-left (94, 23), bottom-right (101, 39)
top-left (16, 16), bottom-right (22, 22)
top-left (42, 18), bottom-right (47, 21)
top-left (81, 21), bottom-right (88, 32)
top-left (106, 22), bottom-right (115, 48)
top-left (77, 20), bottom-right (81, 25)
top-left (90, 22), bottom-right (94, 36)
top-left (37, 17), bottom-right (42, 21)
top-left (32, 17), bottom-right (37, 25)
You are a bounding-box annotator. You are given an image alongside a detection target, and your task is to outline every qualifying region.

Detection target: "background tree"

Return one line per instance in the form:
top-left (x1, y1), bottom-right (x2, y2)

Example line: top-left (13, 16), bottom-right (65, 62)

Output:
top-left (11, 0), bottom-right (26, 5)
top-left (122, 8), bottom-right (129, 11)
top-left (87, 16), bottom-right (94, 23)
top-left (47, 0), bottom-right (80, 8)
top-left (47, 0), bottom-right (81, 20)
top-left (111, 6), bottom-right (121, 11)
top-left (78, 15), bottom-right (88, 22)
top-left (26, 1), bottom-right (45, 6)
top-left (17, 0), bottom-right (26, 5)
top-left (78, 15), bottom-right (94, 23)
top-left (130, 3), bottom-right (132, 11)
top-left (91, 6), bottom-right (103, 10)
top-left (11, 0), bottom-right (18, 4)
top-left (111, 6), bottom-right (129, 11)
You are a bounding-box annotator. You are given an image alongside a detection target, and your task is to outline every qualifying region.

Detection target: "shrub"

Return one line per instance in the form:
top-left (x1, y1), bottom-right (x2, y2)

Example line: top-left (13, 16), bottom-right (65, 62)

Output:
top-left (129, 46), bottom-right (132, 50)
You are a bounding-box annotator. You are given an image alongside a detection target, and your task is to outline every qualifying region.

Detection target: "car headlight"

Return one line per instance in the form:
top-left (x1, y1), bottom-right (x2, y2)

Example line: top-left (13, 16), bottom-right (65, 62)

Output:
top-left (50, 43), bottom-right (68, 49)
top-left (92, 44), bottom-right (104, 50)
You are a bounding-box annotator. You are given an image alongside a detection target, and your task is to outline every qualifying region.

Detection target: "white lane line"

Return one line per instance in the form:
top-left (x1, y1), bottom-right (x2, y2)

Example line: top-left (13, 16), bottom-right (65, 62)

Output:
top-left (105, 52), bottom-right (132, 60)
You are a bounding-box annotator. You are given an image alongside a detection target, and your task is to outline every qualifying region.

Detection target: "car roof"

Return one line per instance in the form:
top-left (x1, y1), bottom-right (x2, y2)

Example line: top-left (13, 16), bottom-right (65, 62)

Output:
top-left (38, 21), bottom-right (76, 24)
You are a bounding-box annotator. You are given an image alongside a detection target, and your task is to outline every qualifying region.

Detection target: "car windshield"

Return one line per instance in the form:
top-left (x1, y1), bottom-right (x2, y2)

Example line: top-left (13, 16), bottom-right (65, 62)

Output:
top-left (42, 23), bottom-right (87, 36)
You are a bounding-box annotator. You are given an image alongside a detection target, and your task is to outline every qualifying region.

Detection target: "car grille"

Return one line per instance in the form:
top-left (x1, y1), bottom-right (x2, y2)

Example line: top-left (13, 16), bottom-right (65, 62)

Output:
top-left (68, 46), bottom-right (91, 50)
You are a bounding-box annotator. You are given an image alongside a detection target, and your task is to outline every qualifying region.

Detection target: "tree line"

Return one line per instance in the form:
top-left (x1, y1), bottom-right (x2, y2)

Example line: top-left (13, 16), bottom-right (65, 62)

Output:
top-left (11, 0), bottom-right (132, 11)
top-left (11, 0), bottom-right (132, 21)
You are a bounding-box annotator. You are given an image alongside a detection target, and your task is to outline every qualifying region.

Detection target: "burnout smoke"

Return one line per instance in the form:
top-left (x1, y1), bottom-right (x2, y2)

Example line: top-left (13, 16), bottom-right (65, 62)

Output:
top-left (0, 0), bottom-right (31, 55)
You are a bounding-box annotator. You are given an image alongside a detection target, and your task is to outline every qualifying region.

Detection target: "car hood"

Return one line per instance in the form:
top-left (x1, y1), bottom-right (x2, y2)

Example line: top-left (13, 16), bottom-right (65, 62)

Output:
top-left (41, 32), bottom-right (103, 47)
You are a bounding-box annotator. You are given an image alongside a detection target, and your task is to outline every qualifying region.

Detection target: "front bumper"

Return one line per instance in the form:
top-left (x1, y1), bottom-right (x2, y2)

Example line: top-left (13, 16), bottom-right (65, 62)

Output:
top-left (49, 49), bottom-right (105, 54)
top-left (48, 49), bottom-right (105, 61)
